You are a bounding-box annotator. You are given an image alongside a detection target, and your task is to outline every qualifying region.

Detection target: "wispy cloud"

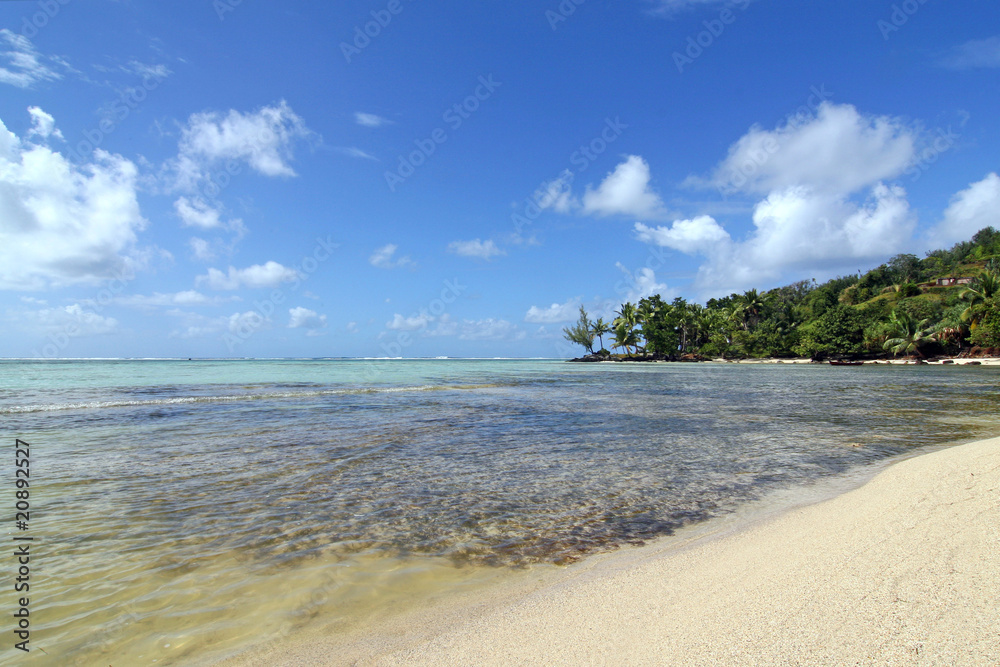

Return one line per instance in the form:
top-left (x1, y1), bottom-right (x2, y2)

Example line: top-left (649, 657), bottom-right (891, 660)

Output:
top-left (940, 35), bottom-right (1000, 69)
top-left (0, 29), bottom-right (65, 88)
top-left (355, 112), bottom-right (392, 127)
top-left (369, 244), bottom-right (414, 269)
top-left (336, 146), bottom-right (378, 160)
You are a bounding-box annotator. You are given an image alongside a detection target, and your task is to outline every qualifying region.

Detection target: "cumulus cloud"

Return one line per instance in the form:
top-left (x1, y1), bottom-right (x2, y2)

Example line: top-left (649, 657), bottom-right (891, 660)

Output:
top-left (196, 261), bottom-right (302, 290)
top-left (447, 238), bottom-right (505, 260)
top-left (524, 299), bottom-right (580, 324)
top-left (386, 312), bottom-right (434, 331)
top-left (26, 304), bottom-right (118, 336)
top-left (168, 101), bottom-right (311, 191)
top-left (582, 155), bottom-right (668, 219)
top-left (0, 30), bottom-right (65, 88)
top-left (0, 112), bottom-right (151, 290)
top-left (457, 318), bottom-right (524, 341)
top-left (710, 103), bottom-right (915, 196)
top-left (288, 307), bottom-right (327, 335)
top-left (369, 243), bottom-right (414, 269)
top-left (355, 112), bottom-right (392, 127)
top-left (634, 216), bottom-right (730, 255)
top-left (616, 263), bottom-right (670, 304)
top-left (26, 106), bottom-right (62, 140)
top-left (174, 196), bottom-right (223, 229)
top-left (638, 184), bottom-right (915, 296)
top-left (228, 310), bottom-right (270, 335)
top-left (940, 35), bottom-right (1000, 69)
top-left (929, 173), bottom-right (1000, 247)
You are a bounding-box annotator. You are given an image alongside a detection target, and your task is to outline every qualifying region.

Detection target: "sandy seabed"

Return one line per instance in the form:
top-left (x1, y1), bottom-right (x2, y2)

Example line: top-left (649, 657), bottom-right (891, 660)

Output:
top-left (228, 436), bottom-right (1000, 666)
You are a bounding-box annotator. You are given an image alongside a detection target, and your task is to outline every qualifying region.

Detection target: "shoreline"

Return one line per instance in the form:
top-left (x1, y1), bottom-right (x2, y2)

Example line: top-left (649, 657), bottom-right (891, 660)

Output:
top-left (222, 435), bottom-right (1000, 666)
top-left (575, 356), bottom-right (1000, 366)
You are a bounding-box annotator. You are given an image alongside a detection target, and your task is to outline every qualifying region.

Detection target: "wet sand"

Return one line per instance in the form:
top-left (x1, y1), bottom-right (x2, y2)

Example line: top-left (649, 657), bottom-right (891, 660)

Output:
top-left (229, 435), bottom-right (1000, 666)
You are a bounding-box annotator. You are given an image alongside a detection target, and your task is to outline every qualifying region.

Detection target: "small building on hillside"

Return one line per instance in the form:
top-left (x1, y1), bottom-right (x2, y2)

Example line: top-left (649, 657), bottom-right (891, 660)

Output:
top-left (936, 277), bottom-right (975, 286)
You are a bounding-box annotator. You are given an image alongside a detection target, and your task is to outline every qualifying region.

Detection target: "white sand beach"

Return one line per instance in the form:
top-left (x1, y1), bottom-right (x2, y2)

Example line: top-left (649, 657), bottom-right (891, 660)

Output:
top-left (231, 435), bottom-right (1000, 666)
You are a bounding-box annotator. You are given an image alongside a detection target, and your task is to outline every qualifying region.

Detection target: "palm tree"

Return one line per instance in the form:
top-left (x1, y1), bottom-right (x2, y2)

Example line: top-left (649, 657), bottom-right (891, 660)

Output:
top-left (960, 270), bottom-right (1000, 327)
top-left (732, 289), bottom-right (765, 331)
top-left (613, 302), bottom-right (641, 355)
top-left (883, 310), bottom-right (935, 358)
top-left (591, 318), bottom-right (612, 352)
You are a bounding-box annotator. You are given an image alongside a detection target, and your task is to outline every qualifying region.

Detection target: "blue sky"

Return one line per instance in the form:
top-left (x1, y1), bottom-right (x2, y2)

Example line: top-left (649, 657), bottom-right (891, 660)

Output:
top-left (1, 0), bottom-right (998, 358)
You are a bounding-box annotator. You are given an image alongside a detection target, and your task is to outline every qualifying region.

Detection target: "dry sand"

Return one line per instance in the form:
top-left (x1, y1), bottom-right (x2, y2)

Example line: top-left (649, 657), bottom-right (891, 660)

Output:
top-left (231, 436), bottom-right (1000, 666)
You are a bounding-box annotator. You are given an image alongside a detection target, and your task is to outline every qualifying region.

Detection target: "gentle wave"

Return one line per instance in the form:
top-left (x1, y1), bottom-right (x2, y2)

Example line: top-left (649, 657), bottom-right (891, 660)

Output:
top-left (0, 383), bottom-right (509, 414)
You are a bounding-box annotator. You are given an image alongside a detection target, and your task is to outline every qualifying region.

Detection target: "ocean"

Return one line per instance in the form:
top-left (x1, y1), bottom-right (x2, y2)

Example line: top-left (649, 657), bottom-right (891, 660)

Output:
top-left (3, 358), bottom-right (998, 665)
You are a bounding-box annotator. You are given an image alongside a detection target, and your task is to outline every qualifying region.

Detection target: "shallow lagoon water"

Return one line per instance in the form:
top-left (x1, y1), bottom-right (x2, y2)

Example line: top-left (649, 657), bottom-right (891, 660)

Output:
top-left (2, 359), bottom-right (998, 665)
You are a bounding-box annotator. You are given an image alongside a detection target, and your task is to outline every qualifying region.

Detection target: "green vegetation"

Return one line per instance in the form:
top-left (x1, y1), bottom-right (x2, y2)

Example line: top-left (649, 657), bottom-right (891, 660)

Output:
top-left (565, 228), bottom-right (1000, 360)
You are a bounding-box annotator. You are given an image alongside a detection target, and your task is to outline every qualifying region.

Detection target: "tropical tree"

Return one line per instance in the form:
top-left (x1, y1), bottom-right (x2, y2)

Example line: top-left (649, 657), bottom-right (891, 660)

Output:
top-left (562, 306), bottom-right (595, 354)
top-left (590, 317), bottom-right (612, 352)
top-left (613, 302), bottom-right (642, 355)
top-left (960, 270), bottom-right (1000, 326)
top-left (883, 310), bottom-right (936, 358)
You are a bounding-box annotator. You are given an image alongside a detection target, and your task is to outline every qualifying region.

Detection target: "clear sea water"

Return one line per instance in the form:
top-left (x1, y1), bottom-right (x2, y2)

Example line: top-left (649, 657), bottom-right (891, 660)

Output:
top-left (2, 358), bottom-right (999, 665)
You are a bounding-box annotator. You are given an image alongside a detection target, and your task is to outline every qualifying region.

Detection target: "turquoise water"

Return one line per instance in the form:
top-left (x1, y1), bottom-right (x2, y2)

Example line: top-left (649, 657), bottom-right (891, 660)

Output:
top-left (2, 359), bottom-right (999, 664)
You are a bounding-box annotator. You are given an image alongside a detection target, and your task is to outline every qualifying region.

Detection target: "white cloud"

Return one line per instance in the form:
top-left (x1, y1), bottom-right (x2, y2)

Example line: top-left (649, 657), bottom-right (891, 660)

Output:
top-left (26, 106), bottom-right (62, 140)
top-left (386, 312), bottom-right (434, 331)
top-left (0, 112), bottom-right (151, 290)
top-left (169, 101), bottom-right (311, 191)
top-left (114, 291), bottom-right (235, 308)
top-left (355, 112), bottom-right (392, 127)
top-left (196, 262), bottom-right (302, 290)
top-left (27, 304), bottom-right (118, 336)
top-left (228, 310), bottom-right (270, 335)
top-left (447, 238), bottom-right (505, 260)
top-left (524, 299), bottom-right (580, 324)
top-left (346, 321), bottom-right (359, 334)
top-left (616, 263), bottom-right (670, 303)
top-left (634, 216), bottom-right (730, 254)
top-left (288, 307), bottom-right (327, 335)
top-left (582, 155), bottom-right (668, 219)
top-left (458, 318), bottom-right (524, 342)
top-left (930, 173), bottom-right (1000, 247)
top-left (941, 35), bottom-right (1000, 69)
top-left (336, 146), bottom-right (377, 160)
top-left (369, 243), bottom-right (414, 269)
top-left (189, 237), bottom-right (215, 261)
top-left (638, 184), bottom-right (916, 296)
top-left (124, 60), bottom-right (172, 80)
top-left (710, 103), bottom-right (915, 196)
top-left (646, 0), bottom-right (733, 15)
top-left (175, 197), bottom-right (223, 229)
top-left (0, 30), bottom-right (64, 88)
top-left (534, 170), bottom-right (576, 214)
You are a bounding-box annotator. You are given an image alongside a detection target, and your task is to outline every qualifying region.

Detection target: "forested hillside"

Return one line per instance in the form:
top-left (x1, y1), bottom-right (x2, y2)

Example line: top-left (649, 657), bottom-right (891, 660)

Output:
top-left (566, 227), bottom-right (1000, 360)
